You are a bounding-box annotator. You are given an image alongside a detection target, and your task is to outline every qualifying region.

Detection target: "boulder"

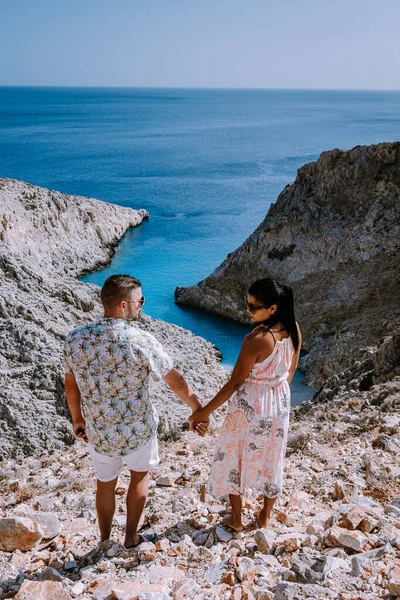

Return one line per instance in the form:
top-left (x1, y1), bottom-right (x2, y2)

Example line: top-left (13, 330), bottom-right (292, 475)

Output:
top-left (0, 517), bottom-right (43, 552)
top-left (15, 580), bottom-right (72, 600)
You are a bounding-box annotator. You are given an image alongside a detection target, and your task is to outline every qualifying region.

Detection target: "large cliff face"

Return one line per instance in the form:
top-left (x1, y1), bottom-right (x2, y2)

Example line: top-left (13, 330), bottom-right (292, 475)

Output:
top-left (175, 142), bottom-right (400, 384)
top-left (0, 179), bottom-right (226, 459)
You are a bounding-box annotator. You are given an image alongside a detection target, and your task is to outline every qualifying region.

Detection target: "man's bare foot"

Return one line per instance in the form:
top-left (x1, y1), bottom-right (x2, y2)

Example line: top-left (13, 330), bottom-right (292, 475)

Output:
top-left (124, 532), bottom-right (158, 549)
top-left (124, 533), bottom-right (139, 548)
top-left (257, 508), bottom-right (271, 529)
top-left (223, 515), bottom-right (244, 532)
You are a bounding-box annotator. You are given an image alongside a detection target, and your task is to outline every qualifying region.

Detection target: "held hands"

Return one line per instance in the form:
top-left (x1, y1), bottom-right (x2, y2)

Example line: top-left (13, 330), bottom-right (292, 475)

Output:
top-left (73, 418), bottom-right (88, 443)
top-left (189, 407), bottom-right (211, 436)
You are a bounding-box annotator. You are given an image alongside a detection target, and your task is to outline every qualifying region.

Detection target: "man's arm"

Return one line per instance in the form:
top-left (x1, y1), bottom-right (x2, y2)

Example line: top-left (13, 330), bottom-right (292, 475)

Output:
top-left (163, 368), bottom-right (202, 412)
top-left (65, 373), bottom-right (87, 442)
top-left (163, 369), bottom-right (208, 437)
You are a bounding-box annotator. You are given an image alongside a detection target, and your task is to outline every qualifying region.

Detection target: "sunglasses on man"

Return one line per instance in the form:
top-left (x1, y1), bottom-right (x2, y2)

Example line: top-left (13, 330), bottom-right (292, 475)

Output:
top-left (127, 296), bottom-right (145, 306)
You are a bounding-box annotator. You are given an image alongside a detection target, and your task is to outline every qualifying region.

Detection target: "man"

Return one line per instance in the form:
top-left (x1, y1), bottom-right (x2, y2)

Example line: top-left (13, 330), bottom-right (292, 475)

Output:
top-left (64, 274), bottom-right (206, 548)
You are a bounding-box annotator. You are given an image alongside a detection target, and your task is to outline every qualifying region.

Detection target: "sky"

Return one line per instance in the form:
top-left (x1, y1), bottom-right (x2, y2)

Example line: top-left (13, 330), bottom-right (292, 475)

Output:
top-left (1, 0), bottom-right (399, 89)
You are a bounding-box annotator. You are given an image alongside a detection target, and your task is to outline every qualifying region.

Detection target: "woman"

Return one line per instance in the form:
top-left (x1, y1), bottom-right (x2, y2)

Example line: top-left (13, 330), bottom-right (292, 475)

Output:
top-left (189, 278), bottom-right (301, 531)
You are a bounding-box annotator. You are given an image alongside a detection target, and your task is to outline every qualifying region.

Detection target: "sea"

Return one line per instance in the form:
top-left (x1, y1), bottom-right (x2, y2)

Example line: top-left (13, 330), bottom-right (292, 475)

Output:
top-left (1, 87), bottom-right (400, 405)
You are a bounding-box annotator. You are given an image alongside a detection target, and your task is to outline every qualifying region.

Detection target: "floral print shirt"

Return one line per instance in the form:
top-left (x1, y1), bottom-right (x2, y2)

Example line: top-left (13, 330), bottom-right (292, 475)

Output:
top-left (64, 318), bottom-right (174, 457)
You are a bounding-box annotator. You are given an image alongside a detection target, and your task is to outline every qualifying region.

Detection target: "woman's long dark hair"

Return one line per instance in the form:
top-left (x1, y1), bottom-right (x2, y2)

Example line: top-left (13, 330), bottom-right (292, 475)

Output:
top-left (248, 278), bottom-right (299, 351)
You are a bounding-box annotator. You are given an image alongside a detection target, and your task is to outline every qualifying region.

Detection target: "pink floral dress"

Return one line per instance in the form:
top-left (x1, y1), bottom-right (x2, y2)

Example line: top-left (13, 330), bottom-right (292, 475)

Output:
top-left (207, 334), bottom-right (294, 499)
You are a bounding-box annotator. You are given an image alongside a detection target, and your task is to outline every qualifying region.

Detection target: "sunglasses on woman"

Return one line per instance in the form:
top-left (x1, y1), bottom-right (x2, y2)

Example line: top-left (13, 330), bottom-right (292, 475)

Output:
top-left (244, 296), bottom-right (269, 313)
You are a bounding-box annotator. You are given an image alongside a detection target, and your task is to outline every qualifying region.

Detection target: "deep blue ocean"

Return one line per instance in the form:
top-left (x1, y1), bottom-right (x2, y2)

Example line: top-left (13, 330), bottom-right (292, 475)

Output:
top-left (1, 87), bottom-right (400, 404)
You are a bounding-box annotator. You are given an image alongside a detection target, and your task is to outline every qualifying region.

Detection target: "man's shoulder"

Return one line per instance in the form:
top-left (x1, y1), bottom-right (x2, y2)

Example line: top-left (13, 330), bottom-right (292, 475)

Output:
top-left (124, 324), bottom-right (159, 347)
top-left (66, 321), bottom-right (99, 342)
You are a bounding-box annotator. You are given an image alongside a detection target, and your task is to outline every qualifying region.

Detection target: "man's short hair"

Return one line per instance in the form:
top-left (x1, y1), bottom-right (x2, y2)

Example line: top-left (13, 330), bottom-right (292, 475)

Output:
top-left (100, 275), bottom-right (142, 310)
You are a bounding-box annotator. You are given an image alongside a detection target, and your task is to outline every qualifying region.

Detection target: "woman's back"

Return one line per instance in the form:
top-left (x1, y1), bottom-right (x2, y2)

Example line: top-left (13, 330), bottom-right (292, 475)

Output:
top-left (246, 329), bottom-right (294, 386)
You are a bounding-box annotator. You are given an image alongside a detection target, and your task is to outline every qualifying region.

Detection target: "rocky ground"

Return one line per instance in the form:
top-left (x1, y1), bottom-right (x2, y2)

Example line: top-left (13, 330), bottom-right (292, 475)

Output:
top-left (175, 142), bottom-right (400, 387)
top-left (1, 332), bottom-right (399, 600)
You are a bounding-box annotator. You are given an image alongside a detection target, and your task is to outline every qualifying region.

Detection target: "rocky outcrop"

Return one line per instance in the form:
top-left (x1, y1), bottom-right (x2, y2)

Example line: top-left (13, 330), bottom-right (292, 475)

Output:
top-left (175, 142), bottom-right (400, 385)
top-left (0, 179), bottom-right (226, 459)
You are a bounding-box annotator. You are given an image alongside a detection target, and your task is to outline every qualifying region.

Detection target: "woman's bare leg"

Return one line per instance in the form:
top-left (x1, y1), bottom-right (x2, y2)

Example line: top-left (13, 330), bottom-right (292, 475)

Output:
top-left (258, 496), bottom-right (277, 528)
top-left (224, 494), bottom-right (244, 531)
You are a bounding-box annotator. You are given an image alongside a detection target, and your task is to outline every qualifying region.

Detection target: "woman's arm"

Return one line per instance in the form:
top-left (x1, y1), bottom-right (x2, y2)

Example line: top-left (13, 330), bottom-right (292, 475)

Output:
top-left (287, 322), bottom-right (302, 384)
top-left (189, 331), bottom-right (274, 428)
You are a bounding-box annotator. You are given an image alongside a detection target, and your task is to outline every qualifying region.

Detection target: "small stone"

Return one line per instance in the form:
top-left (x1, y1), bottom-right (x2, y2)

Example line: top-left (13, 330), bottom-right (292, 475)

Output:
top-left (326, 526), bottom-right (368, 552)
top-left (236, 557), bottom-right (255, 583)
top-left (310, 461), bottom-right (325, 472)
top-left (221, 571), bottom-right (236, 586)
top-left (334, 481), bottom-right (359, 502)
top-left (302, 535), bottom-right (318, 548)
top-left (69, 517), bottom-right (90, 536)
top-left (277, 512), bottom-right (295, 526)
top-left (255, 553), bottom-right (280, 569)
top-left (306, 524), bottom-right (324, 535)
top-left (338, 507), bottom-right (366, 530)
top-left (239, 585), bottom-right (256, 600)
top-left (359, 516), bottom-right (378, 533)
top-left (64, 559), bottom-right (77, 570)
top-left (287, 491), bottom-right (311, 509)
top-left (215, 526), bottom-right (233, 543)
top-left (204, 560), bottom-right (229, 584)
top-left (137, 541), bottom-right (156, 561)
top-left (37, 567), bottom-right (63, 582)
top-left (156, 538), bottom-right (171, 552)
top-left (192, 530), bottom-right (209, 546)
top-left (70, 582), bottom-right (85, 597)
top-left (32, 513), bottom-right (62, 539)
top-left (26, 559), bottom-right (46, 574)
top-left (115, 486), bottom-right (126, 495)
top-left (387, 565), bottom-right (400, 596)
top-left (173, 577), bottom-right (200, 599)
top-left (373, 434), bottom-right (400, 452)
top-left (156, 474), bottom-right (179, 486)
top-left (254, 529), bottom-right (276, 552)
top-left (274, 533), bottom-right (302, 553)
top-left (86, 578), bottom-right (109, 594)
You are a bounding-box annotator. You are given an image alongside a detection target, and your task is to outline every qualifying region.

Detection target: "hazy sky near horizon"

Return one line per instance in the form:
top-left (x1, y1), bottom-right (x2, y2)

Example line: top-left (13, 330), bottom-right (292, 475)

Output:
top-left (1, 0), bottom-right (399, 89)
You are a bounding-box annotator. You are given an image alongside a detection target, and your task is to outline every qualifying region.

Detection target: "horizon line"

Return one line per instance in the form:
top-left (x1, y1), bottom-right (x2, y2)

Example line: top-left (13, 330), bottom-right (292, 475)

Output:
top-left (1, 85), bottom-right (400, 92)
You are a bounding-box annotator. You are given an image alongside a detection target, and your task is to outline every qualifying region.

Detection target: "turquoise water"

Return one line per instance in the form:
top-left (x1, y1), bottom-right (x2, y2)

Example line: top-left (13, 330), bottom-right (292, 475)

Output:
top-left (1, 87), bottom-right (400, 404)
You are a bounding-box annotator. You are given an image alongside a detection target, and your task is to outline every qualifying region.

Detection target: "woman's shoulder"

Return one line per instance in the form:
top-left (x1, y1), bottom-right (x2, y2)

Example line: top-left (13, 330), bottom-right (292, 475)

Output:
top-left (245, 326), bottom-right (275, 347)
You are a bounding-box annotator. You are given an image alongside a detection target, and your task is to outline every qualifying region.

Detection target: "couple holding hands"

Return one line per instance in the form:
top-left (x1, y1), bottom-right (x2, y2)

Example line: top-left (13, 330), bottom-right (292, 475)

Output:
top-left (65, 274), bottom-right (300, 547)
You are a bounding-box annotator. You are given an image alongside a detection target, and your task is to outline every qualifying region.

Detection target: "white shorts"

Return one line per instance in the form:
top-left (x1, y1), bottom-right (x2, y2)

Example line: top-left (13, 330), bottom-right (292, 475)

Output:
top-left (87, 435), bottom-right (159, 482)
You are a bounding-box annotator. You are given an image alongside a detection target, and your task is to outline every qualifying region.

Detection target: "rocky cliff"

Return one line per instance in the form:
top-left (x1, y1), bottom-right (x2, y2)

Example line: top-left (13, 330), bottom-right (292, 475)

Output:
top-left (0, 179), bottom-right (226, 460)
top-left (175, 142), bottom-right (400, 386)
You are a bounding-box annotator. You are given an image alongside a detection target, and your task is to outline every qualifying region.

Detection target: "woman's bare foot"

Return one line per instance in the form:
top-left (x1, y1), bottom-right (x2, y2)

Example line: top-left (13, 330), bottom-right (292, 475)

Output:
top-left (223, 515), bottom-right (244, 532)
top-left (257, 508), bottom-right (271, 529)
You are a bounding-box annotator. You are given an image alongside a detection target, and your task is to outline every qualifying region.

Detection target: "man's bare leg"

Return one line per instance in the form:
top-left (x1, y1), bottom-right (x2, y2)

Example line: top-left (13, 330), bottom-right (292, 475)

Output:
top-left (124, 470), bottom-right (149, 548)
top-left (258, 496), bottom-right (277, 528)
top-left (224, 494), bottom-right (244, 531)
top-left (96, 477), bottom-right (118, 542)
